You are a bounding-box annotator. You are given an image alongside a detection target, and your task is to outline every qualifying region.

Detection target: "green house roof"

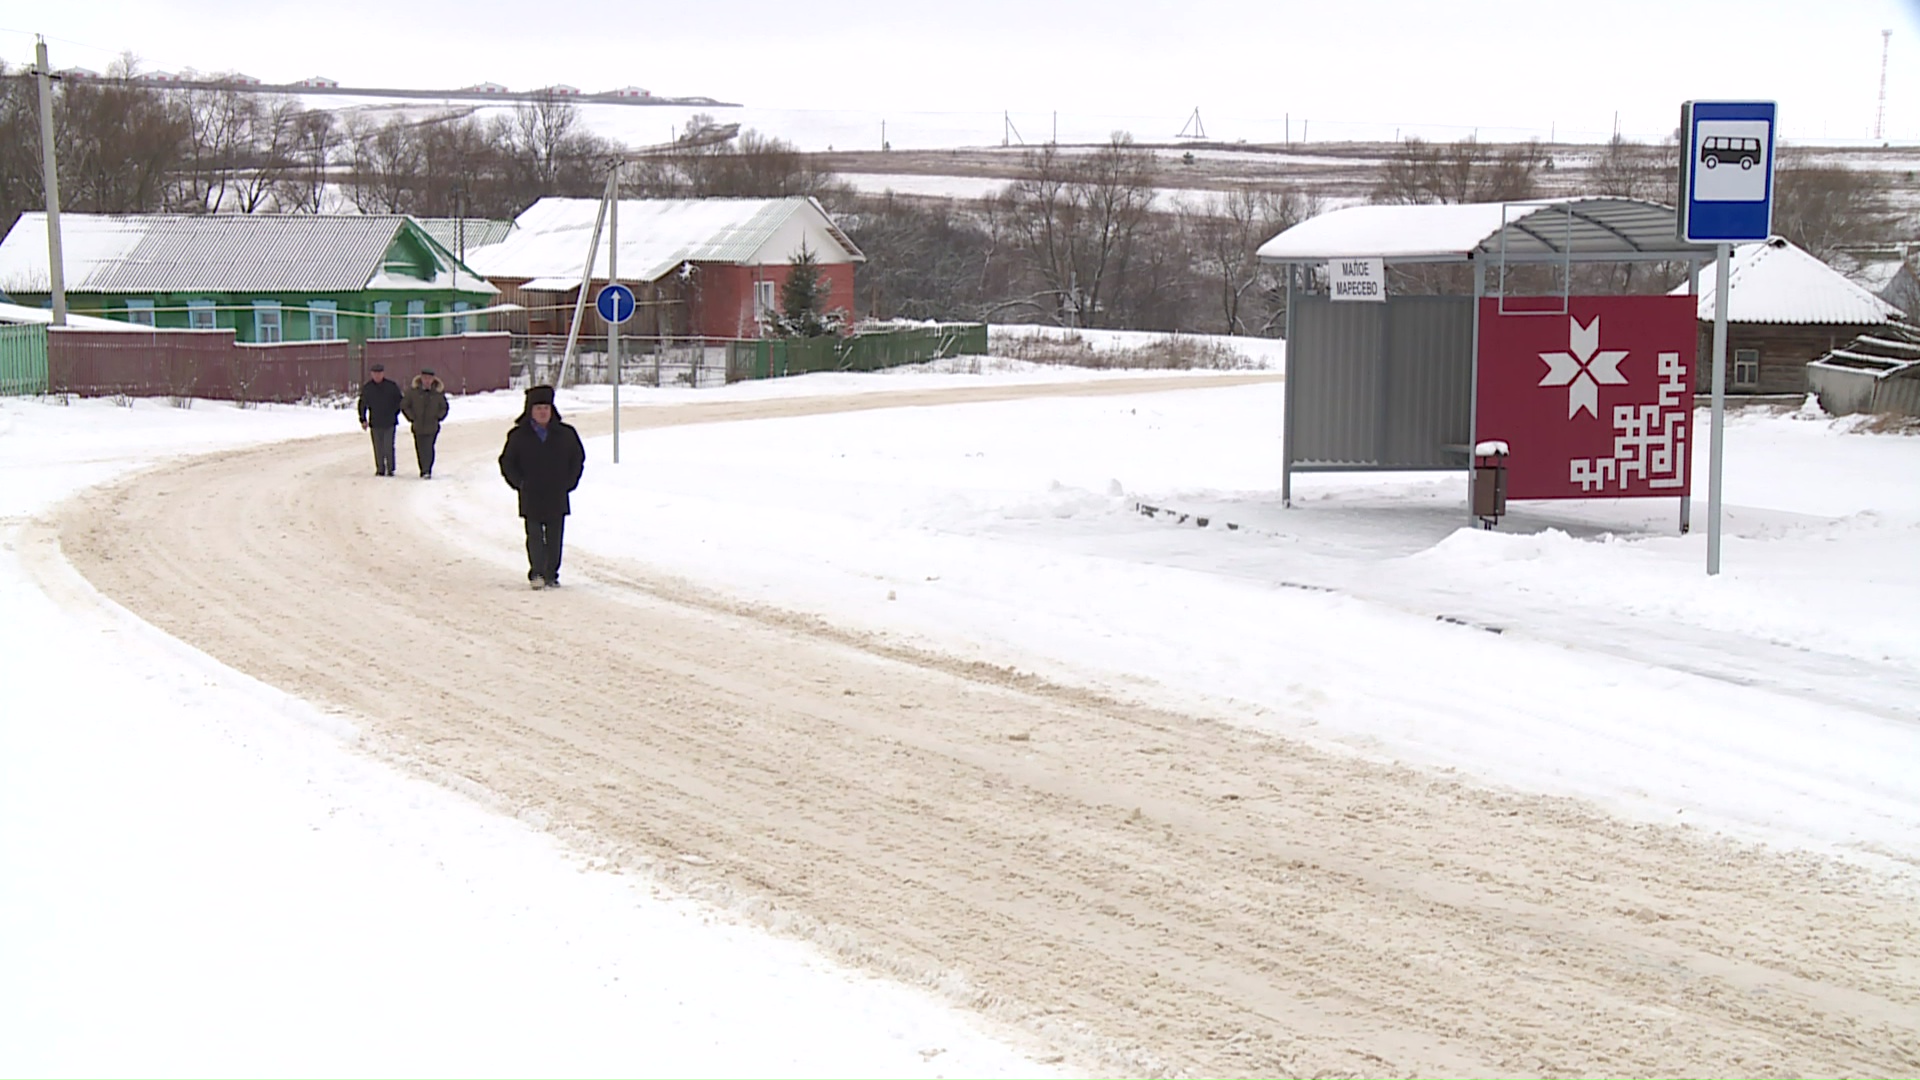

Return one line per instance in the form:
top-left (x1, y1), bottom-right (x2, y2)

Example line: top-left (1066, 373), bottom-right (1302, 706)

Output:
top-left (0, 213), bottom-right (497, 297)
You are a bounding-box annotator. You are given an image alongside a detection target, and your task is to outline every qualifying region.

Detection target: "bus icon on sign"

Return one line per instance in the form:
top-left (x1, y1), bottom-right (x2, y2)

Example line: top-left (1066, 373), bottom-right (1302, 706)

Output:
top-left (1700, 136), bottom-right (1762, 170)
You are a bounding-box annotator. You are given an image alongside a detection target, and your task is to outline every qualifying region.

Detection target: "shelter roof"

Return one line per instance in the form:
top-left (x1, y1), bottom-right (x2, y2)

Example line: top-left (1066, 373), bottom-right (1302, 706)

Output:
top-left (1257, 198), bottom-right (1715, 264)
top-left (469, 197), bottom-right (865, 288)
top-left (0, 213), bottom-right (497, 296)
top-left (1675, 237), bottom-right (1908, 325)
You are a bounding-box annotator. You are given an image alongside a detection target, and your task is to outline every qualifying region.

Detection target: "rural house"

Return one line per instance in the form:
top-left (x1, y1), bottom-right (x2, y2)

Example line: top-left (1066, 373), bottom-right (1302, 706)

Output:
top-left (0, 213), bottom-right (499, 344)
top-left (1676, 236), bottom-right (1908, 396)
top-left (468, 196), bottom-right (864, 341)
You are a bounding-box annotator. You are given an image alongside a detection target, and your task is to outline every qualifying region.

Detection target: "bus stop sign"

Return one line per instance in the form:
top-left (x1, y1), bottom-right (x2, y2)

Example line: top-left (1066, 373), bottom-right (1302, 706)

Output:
top-left (1677, 100), bottom-right (1777, 244)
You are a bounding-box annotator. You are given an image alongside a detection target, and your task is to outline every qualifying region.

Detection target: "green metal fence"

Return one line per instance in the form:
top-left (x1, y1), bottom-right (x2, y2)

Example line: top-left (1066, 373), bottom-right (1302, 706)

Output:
top-left (727, 323), bottom-right (989, 382)
top-left (0, 324), bottom-right (49, 396)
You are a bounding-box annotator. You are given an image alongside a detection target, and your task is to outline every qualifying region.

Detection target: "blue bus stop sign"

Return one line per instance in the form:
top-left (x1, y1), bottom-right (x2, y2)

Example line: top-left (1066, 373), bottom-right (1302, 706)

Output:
top-left (596, 283), bottom-right (636, 324)
top-left (1677, 101), bottom-right (1777, 244)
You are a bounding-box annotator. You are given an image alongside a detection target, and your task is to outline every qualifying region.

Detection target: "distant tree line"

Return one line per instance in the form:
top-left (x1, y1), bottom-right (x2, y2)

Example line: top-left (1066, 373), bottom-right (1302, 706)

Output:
top-left (0, 63), bottom-right (1902, 335)
top-left (842, 135), bottom-right (1318, 336)
top-left (0, 63), bottom-right (836, 228)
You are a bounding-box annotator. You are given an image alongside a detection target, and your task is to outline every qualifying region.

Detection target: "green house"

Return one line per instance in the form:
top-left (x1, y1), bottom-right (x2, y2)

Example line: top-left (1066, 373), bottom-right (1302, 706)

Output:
top-left (0, 213), bottom-right (499, 343)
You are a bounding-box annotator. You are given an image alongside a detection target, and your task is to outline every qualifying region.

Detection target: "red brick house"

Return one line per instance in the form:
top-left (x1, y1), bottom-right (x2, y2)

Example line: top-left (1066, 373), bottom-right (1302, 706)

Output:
top-left (1675, 237), bottom-right (1908, 396)
top-left (471, 197), bottom-right (864, 341)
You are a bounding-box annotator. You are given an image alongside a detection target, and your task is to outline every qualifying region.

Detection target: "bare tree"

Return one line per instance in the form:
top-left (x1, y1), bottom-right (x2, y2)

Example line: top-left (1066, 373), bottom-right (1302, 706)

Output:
top-left (274, 108), bottom-right (338, 213)
top-left (49, 64), bottom-right (186, 215)
top-left (342, 113), bottom-right (423, 213)
top-left (510, 91), bottom-right (612, 198)
top-left (1184, 187), bottom-right (1318, 334)
top-left (999, 134), bottom-right (1156, 327)
top-left (172, 78), bottom-right (261, 211)
top-left (842, 192), bottom-right (1008, 321)
top-left (224, 94), bottom-right (306, 212)
top-left (1374, 136), bottom-right (1548, 204)
top-left (1588, 134), bottom-right (1674, 200)
top-left (1772, 152), bottom-right (1896, 260)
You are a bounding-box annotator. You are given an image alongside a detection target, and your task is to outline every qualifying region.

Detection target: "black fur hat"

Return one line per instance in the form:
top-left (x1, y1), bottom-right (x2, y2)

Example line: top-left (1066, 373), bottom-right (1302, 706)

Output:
top-left (525, 384), bottom-right (555, 406)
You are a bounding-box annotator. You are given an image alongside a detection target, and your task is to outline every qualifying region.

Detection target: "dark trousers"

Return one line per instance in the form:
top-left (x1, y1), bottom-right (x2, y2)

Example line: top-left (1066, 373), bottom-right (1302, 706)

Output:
top-left (412, 428), bottom-right (438, 477)
top-left (524, 517), bottom-right (566, 583)
top-left (369, 425), bottom-right (397, 475)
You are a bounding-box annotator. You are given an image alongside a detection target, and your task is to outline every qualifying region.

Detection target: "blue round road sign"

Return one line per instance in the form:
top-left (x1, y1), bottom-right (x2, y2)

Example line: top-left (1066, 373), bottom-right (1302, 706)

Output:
top-left (596, 283), bottom-right (636, 324)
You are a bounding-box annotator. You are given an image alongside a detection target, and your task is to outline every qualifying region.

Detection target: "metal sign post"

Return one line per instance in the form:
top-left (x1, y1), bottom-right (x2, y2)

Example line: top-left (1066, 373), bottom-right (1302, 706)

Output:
top-left (596, 267), bottom-right (638, 465)
top-left (1677, 100), bottom-right (1777, 576)
top-left (1707, 243), bottom-right (1729, 573)
top-left (609, 168), bottom-right (619, 465)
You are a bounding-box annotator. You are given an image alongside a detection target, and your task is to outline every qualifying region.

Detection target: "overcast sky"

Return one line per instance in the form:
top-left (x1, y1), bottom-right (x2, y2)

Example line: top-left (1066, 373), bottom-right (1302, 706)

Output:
top-left (7, 0), bottom-right (1919, 144)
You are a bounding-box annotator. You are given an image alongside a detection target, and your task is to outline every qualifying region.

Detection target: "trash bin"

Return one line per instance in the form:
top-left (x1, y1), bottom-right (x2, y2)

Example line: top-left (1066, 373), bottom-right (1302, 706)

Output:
top-left (1472, 440), bottom-right (1509, 527)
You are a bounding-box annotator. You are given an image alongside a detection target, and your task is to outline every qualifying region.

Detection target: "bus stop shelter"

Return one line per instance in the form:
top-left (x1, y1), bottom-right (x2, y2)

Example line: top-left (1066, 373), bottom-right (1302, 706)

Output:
top-left (1257, 198), bottom-right (1717, 518)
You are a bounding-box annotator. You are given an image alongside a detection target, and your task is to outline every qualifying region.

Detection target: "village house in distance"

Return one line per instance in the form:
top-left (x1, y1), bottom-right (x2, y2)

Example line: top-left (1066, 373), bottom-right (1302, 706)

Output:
top-left (467, 196), bottom-right (864, 342)
top-left (0, 214), bottom-right (498, 343)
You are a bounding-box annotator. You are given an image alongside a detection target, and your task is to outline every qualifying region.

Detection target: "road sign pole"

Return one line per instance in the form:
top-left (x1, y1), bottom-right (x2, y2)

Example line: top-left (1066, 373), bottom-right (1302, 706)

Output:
top-left (1681, 100), bottom-right (1774, 576)
top-left (610, 166), bottom-right (620, 465)
top-left (1707, 242), bottom-right (1729, 575)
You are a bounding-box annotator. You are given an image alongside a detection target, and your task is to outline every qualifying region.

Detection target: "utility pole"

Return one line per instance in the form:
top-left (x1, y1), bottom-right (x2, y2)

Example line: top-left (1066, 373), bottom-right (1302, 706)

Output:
top-left (1875, 29), bottom-right (1892, 141)
top-left (34, 38), bottom-right (67, 327)
top-left (556, 174), bottom-right (612, 389)
top-left (609, 163), bottom-right (621, 465)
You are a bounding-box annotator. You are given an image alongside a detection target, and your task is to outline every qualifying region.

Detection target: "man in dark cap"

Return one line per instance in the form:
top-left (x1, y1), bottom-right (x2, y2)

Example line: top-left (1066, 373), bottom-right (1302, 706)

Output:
top-left (357, 363), bottom-right (404, 477)
top-left (401, 367), bottom-right (450, 479)
top-left (498, 385), bottom-right (585, 589)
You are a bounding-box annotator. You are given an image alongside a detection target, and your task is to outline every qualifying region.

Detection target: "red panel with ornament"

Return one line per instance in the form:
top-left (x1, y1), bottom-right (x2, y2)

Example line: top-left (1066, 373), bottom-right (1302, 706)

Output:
top-left (1475, 296), bottom-right (1697, 501)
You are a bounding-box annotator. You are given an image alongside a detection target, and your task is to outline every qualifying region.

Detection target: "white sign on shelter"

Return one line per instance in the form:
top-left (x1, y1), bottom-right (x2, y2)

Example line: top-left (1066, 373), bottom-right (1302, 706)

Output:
top-left (1327, 257), bottom-right (1386, 302)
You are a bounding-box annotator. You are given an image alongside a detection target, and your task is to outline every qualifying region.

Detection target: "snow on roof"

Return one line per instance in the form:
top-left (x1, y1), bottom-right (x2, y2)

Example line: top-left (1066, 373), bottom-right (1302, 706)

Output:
top-left (1257, 198), bottom-right (1712, 264)
top-left (0, 213), bottom-right (497, 296)
top-left (0, 301), bottom-right (140, 330)
top-left (469, 197), bottom-right (865, 286)
top-left (1674, 237), bottom-right (1908, 325)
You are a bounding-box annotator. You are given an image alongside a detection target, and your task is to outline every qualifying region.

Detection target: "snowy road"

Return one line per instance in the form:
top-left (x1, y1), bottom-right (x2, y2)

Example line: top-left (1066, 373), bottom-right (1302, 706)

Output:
top-left (44, 380), bottom-right (1920, 1077)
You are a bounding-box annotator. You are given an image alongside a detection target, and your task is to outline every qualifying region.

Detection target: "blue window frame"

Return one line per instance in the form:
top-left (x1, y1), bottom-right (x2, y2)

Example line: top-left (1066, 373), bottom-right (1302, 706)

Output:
top-left (252, 300), bottom-right (283, 343)
top-left (406, 300), bottom-right (426, 338)
top-left (451, 301), bottom-right (470, 335)
top-left (310, 300), bottom-right (338, 341)
top-left (187, 300), bottom-right (217, 330)
top-left (373, 301), bottom-right (392, 340)
top-left (124, 299), bottom-right (155, 327)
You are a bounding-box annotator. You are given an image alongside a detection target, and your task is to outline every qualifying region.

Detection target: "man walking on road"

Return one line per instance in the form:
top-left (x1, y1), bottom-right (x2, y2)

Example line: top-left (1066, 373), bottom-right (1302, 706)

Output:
top-left (401, 368), bottom-right (450, 479)
top-left (498, 385), bottom-right (585, 590)
top-left (357, 363), bottom-right (404, 477)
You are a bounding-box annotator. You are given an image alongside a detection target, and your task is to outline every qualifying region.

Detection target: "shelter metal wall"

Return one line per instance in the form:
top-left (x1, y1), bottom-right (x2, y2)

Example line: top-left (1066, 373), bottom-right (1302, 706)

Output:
top-left (1290, 295), bottom-right (1475, 469)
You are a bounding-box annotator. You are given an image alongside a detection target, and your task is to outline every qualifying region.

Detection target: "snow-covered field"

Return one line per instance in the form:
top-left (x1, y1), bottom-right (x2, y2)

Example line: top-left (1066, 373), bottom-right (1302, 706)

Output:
top-left (4, 347), bottom-right (1919, 1071)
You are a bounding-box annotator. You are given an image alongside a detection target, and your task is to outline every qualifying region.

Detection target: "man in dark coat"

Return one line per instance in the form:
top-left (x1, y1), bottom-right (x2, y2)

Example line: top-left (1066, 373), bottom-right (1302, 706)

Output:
top-left (400, 368), bottom-right (450, 479)
top-left (498, 385), bottom-right (585, 589)
top-left (356, 363), bottom-right (405, 477)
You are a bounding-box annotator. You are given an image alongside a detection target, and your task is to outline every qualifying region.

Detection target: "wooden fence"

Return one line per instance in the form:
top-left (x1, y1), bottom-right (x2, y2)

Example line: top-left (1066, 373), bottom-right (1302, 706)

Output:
top-left (41, 329), bottom-right (510, 402)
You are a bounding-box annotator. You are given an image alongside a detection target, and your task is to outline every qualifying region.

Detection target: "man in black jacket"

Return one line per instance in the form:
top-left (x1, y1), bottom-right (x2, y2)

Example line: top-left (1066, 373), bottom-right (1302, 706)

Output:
top-left (498, 384), bottom-right (586, 589)
top-left (356, 364), bottom-right (405, 476)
